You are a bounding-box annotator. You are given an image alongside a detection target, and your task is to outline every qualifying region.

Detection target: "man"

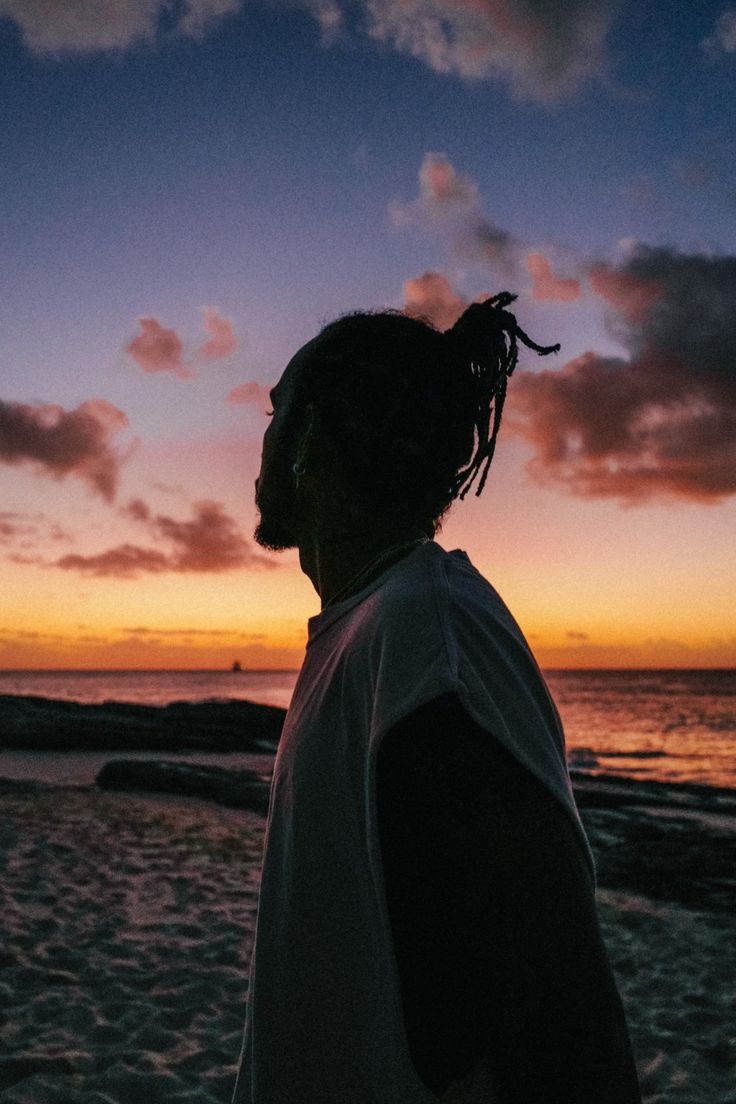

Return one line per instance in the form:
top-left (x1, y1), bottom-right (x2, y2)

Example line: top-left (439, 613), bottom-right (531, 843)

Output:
top-left (233, 297), bottom-right (642, 1102)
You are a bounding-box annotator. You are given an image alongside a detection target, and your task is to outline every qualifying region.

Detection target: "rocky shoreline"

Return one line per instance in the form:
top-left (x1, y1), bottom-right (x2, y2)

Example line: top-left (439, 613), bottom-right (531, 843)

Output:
top-left (0, 693), bottom-right (284, 752)
top-left (1, 688), bottom-right (735, 1102)
top-left (1, 692), bottom-right (735, 920)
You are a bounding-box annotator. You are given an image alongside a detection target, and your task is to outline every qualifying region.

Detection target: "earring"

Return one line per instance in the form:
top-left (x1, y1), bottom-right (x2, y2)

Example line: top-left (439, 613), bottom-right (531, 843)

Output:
top-left (292, 461), bottom-right (306, 489)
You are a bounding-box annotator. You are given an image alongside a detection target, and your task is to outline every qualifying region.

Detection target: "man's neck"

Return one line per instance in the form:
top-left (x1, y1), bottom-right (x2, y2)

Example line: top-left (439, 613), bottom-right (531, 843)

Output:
top-left (299, 523), bottom-right (430, 610)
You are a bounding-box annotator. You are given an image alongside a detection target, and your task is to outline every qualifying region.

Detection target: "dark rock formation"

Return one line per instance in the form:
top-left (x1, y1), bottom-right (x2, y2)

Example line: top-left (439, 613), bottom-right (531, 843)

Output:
top-left (96, 759), bottom-right (271, 815)
top-left (0, 694), bottom-right (285, 753)
top-left (579, 804), bottom-right (736, 915)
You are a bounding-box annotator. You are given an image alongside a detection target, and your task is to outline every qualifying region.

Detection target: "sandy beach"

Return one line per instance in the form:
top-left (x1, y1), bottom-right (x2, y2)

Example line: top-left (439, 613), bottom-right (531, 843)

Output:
top-left (1, 765), bottom-right (734, 1103)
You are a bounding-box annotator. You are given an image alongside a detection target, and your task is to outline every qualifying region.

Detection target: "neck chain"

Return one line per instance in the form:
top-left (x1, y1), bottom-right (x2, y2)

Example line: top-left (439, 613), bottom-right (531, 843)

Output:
top-left (322, 537), bottom-right (430, 611)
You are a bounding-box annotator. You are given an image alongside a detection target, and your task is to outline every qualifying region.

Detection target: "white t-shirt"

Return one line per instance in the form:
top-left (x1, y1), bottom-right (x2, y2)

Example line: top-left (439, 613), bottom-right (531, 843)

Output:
top-left (232, 540), bottom-right (596, 1104)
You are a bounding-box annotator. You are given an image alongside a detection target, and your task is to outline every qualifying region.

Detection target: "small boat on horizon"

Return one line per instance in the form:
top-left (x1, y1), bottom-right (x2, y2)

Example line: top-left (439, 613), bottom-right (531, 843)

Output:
top-left (231, 660), bottom-right (243, 672)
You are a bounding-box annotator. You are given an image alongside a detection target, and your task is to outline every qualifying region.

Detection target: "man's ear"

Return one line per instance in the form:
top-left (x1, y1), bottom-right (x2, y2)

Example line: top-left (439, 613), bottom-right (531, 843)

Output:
top-left (294, 402), bottom-right (320, 469)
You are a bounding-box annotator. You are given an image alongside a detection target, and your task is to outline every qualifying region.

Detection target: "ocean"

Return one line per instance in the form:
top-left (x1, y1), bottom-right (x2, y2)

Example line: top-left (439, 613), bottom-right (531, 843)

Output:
top-left (0, 668), bottom-right (734, 790)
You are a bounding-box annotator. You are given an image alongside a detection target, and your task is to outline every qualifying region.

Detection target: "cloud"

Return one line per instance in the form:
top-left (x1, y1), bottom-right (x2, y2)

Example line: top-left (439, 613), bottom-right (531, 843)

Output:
top-left (389, 152), bottom-right (477, 227)
top-left (507, 244), bottom-right (736, 504)
top-left (0, 511), bottom-right (72, 549)
top-left (154, 499), bottom-right (260, 571)
top-left (527, 253), bottom-right (581, 301)
top-left (702, 8), bottom-right (736, 55)
top-left (123, 497), bottom-right (151, 521)
top-left (0, 0), bottom-right (240, 55)
top-left (588, 263), bottom-right (663, 322)
top-left (402, 271), bottom-right (474, 331)
top-left (671, 157), bottom-right (715, 190)
top-left (392, 152), bottom-right (518, 270)
top-left (0, 512), bottom-right (35, 544)
top-left (4, 0), bottom-right (620, 101)
top-left (121, 625), bottom-right (267, 638)
top-left (56, 544), bottom-right (170, 578)
top-left (0, 397), bottom-right (128, 500)
top-left (125, 317), bottom-right (191, 377)
top-left (396, 157), bottom-right (583, 304)
top-left (417, 152), bottom-right (479, 213)
top-left (226, 381), bottom-right (272, 409)
top-left (200, 307), bottom-right (237, 359)
top-left (566, 630), bottom-right (589, 640)
top-left (354, 0), bottom-right (621, 102)
top-left (57, 499), bottom-right (277, 577)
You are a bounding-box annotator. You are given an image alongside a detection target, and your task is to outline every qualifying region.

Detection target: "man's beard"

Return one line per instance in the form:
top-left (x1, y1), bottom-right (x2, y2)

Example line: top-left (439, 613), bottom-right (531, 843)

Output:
top-left (253, 483), bottom-right (302, 552)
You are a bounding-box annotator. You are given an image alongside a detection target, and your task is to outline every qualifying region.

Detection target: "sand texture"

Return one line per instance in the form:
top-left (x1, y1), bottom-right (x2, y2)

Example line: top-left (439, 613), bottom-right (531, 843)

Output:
top-left (0, 781), bottom-right (263, 1103)
top-left (1, 776), bottom-right (735, 1103)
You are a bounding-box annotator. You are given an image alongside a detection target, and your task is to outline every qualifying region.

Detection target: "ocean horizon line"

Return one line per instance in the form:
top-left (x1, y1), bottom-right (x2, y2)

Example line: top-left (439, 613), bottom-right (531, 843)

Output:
top-left (0, 666), bottom-right (734, 675)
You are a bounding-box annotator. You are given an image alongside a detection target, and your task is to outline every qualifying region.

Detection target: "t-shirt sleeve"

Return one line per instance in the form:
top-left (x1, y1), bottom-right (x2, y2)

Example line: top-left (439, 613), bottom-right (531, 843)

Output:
top-left (376, 691), bottom-right (641, 1104)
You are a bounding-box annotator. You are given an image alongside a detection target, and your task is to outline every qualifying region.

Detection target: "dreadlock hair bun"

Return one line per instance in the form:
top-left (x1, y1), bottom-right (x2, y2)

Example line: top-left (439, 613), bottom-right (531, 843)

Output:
top-left (444, 291), bottom-right (560, 500)
top-left (298, 293), bottom-right (559, 536)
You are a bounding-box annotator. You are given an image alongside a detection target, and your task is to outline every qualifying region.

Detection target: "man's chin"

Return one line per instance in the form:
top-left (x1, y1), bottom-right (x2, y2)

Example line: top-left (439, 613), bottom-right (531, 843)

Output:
top-left (253, 514), bottom-right (299, 552)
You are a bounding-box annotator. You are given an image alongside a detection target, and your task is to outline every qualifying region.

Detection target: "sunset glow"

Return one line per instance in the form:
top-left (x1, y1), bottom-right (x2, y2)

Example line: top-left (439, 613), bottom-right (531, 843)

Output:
top-left (2, 2), bottom-right (734, 671)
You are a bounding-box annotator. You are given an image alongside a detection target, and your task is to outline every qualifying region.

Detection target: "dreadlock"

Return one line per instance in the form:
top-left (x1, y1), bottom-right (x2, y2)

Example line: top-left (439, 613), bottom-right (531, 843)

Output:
top-left (445, 291), bottom-right (560, 500)
top-left (299, 293), bottom-right (559, 534)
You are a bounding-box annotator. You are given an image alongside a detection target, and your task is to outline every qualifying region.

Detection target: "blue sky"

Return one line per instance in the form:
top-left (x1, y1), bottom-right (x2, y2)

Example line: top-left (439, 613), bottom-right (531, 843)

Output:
top-left (1, 0), bottom-right (735, 668)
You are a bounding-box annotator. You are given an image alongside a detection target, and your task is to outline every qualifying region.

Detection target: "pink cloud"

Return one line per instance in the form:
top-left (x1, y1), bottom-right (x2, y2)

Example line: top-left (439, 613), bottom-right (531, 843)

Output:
top-left (419, 153), bottom-right (478, 210)
top-left (57, 500), bottom-right (278, 577)
top-left (589, 264), bottom-right (662, 322)
top-left (125, 317), bottom-right (191, 377)
top-left (226, 381), bottom-right (271, 409)
top-left (392, 153), bottom-right (518, 271)
top-left (154, 500), bottom-right (260, 572)
top-left (0, 511), bottom-right (72, 550)
top-left (526, 253), bottom-right (581, 301)
top-left (200, 308), bottom-right (237, 359)
top-left (0, 397), bottom-right (128, 500)
top-left (123, 497), bottom-right (151, 522)
top-left (57, 545), bottom-right (170, 578)
top-left (402, 272), bottom-right (469, 331)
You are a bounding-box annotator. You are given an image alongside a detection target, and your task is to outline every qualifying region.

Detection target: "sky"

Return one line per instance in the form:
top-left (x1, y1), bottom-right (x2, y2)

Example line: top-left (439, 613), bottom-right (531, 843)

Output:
top-left (1, 0), bottom-right (735, 670)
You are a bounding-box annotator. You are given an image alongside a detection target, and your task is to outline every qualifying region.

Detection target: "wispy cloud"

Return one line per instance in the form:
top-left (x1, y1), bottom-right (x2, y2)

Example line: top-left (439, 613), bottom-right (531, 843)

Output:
top-left (396, 155), bottom-right (584, 320)
top-left (226, 381), bottom-right (271, 410)
top-left (2, 0), bottom-right (622, 103)
top-left (702, 8), bottom-right (736, 55)
top-left (352, 0), bottom-right (621, 102)
top-left (56, 544), bottom-right (170, 578)
top-left (120, 626), bottom-right (266, 639)
top-left (508, 244), bottom-right (736, 504)
top-left (526, 253), bottom-right (581, 301)
top-left (57, 499), bottom-right (277, 577)
top-left (0, 510), bottom-right (72, 549)
top-left (0, 0), bottom-right (241, 55)
top-left (0, 398), bottom-right (128, 500)
top-left (392, 152), bottom-right (518, 271)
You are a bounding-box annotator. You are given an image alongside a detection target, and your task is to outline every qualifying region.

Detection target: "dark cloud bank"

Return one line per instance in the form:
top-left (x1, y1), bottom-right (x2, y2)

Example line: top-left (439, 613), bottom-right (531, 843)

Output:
top-left (509, 245), bottom-right (736, 504)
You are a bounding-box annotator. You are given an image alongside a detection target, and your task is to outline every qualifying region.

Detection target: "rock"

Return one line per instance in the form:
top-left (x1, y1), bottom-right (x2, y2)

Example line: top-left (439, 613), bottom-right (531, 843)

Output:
top-left (0, 695), bottom-right (284, 753)
top-left (95, 760), bottom-right (271, 815)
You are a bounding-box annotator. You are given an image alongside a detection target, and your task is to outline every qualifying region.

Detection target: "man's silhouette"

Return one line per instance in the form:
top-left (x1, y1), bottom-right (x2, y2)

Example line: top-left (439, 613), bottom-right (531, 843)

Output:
top-left (233, 295), bottom-right (642, 1103)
